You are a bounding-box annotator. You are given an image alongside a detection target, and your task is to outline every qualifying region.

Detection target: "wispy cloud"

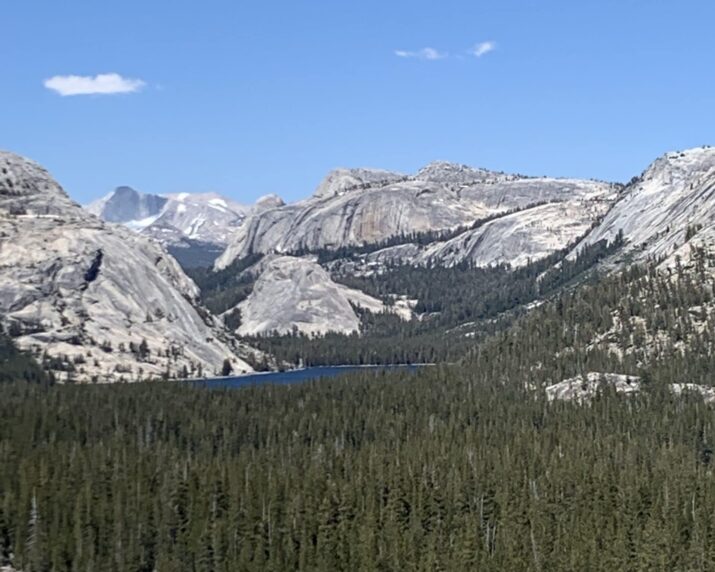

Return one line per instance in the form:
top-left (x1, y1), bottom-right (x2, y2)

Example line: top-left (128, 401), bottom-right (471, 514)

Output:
top-left (394, 47), bottom-right (448, 61)
top-left (470, 41), bottom-right (496, 58)
top-left (395, 42), bottom-right (497, 61)
top-left (44, 73), bottom-right (146, 96)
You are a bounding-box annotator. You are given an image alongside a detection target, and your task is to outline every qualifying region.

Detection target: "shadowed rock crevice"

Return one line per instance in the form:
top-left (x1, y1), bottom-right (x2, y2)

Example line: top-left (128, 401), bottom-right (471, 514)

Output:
top-left (83, 249), bottom-right (103, 284)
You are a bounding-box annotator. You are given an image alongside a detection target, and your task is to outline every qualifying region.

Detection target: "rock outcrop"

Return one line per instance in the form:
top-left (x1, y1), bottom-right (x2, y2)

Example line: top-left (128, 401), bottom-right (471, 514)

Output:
top-left (228, 255), bottom-right (410, 336)
top-left (0, 151), bottom-right (257, 382)
top-left (545, 372), bottom-right (715, 404)
top-left (545, 373), bottom-right (642, 403)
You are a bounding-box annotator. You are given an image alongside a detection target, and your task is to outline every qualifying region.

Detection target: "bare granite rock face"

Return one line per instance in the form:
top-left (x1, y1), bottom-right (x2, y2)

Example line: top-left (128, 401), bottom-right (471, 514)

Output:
top-left (209, 162), bottom-right (616, 337)
top-left (0, 151), bottom-right (258, 382)
top-left (360, 199), bottom-right (612, 269)
top-left (571, 146), bottom-right (715, 266)
top-left (313, 167), bottom-right (407, 199)
top-left (216, 162), bottom-right (617, 270)
top-left (228, 255), bottom-right (410, 336)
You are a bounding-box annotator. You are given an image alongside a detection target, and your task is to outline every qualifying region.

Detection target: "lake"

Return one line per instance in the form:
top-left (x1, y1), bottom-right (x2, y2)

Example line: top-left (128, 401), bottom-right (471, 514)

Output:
top-left (195, 364), bottom-right (427, 389)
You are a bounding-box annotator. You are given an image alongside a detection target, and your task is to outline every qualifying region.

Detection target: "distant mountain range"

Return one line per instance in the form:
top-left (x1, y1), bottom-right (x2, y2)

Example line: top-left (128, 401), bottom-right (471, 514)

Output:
top-left (2, 145), bottom-right (715, 380)
top-left (86, 187), bottom-right (284, 267)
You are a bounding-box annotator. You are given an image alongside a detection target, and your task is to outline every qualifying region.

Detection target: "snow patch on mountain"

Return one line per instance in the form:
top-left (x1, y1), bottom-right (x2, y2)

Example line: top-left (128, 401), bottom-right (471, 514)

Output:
top-left (86, 188), bottom-right (261, 248)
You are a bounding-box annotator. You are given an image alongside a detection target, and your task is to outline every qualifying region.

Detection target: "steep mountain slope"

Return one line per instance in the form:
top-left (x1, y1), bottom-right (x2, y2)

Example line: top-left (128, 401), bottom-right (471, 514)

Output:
top-left (243, 147), bottom-right (715, 366)
top-left (0, 151), bottom-right (257, 382)
top-left (361, 198), bottom-right (610, 269)
top-left (465, 240), bottom-right (715, 394)
top-left (146, 192), bottom-right (252, 244)
top-left (216, 162), bottom-right (617, 269)
top-left (572, 146), bottom-right (715, 265)
top-left (206, 162), bottom-right (616, 338)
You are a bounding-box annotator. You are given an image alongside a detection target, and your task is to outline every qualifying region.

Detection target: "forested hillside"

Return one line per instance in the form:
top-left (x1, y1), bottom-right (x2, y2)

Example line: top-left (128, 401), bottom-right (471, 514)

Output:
top-left (5, 251), bottom-right (715, 570)
top-left (469, 246), bottom-right (715, 387)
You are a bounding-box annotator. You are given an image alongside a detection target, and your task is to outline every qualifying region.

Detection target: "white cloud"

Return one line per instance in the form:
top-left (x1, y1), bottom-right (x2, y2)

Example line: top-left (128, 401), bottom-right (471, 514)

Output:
top-left (470, 41), bottom-right (496, 58)
top-left (395, 47), bottom-right (447, 61)
top-left (395, 42), bottom-right (497, 61)
top-left (44, 73), bottom-right (146, 96)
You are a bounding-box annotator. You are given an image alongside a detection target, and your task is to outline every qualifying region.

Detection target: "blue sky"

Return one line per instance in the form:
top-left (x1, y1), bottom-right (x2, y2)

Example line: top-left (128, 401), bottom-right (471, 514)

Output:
top-left (4, 0), bottom-right (715, 204)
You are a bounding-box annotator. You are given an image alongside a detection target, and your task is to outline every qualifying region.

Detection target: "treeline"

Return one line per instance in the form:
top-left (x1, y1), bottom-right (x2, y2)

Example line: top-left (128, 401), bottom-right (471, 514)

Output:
top-left (468, 244), bottom-right (715, 388)
top-left (244, 320), bottom-right (478, 366)
top-left (337, 233), bottom-right (623, 323)
top-left (184, 212), bottom-right (620, 353)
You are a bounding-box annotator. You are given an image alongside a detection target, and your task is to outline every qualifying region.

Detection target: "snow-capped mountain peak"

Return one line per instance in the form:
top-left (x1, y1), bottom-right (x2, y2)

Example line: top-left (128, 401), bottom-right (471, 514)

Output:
top-left (86, 186), bottom-right (168, 224)
top-left (86, 187), bottom-right (269, 248)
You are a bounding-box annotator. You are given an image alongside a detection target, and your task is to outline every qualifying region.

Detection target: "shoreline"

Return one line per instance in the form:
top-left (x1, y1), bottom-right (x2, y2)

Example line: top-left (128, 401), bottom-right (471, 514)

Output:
top-left (189, 362), bottom-right (437, 384)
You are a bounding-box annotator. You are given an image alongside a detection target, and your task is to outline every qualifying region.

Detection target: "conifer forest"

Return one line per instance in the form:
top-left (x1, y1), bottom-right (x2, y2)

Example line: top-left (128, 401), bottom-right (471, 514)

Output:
top-left (5, 248), bottom-right (715, 570)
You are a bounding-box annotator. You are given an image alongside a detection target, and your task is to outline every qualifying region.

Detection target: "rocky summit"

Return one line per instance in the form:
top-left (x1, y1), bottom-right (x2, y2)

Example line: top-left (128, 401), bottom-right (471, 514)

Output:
top-left (570, 146), bottom-right (715, 266)
top-left (0, 151), bottom-right (259, 382)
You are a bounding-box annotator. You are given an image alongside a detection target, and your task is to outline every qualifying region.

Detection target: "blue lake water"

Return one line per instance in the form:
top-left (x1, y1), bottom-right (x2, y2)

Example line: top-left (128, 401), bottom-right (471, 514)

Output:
top-left (195, 364), bottom-right (426, 389)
